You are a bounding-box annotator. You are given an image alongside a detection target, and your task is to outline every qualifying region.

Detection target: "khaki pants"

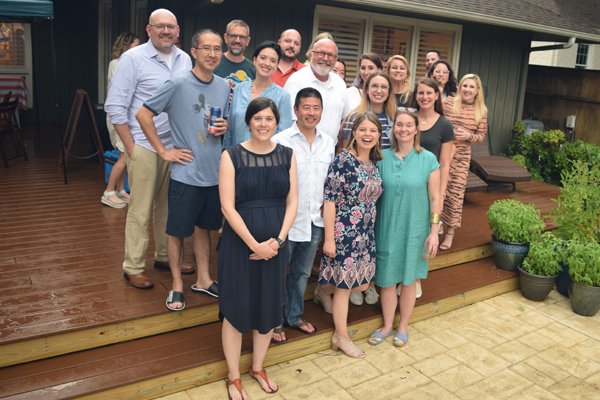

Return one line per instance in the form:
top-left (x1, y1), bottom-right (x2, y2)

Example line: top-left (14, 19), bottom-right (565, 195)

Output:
top-left (123, 144), bottom-right (170, 274)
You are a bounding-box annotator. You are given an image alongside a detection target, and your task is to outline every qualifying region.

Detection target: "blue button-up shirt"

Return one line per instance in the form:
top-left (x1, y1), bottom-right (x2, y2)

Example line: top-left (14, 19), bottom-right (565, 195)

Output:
top-left (105, 39), bottom-right (192, 152)
top-left (223, 80), bottom-right (293, 148)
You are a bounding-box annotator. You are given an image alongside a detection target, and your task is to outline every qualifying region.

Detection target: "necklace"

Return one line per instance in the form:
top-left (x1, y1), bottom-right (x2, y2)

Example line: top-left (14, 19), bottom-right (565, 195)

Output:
top-left (251, 82), bottom-right (269, 94)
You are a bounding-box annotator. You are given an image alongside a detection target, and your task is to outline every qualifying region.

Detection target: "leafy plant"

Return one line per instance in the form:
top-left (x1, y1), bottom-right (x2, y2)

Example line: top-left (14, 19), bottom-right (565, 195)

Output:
top-left (511, 121), bottom-right (527, 135)
top-left (487, 199), bottom-right (545, 244)
top-left (561, 240), bottom-right (600, 287)
top-left (521, 232), bottom-right (563, 276)
top-left (546, 161), bottom-right (600, 243)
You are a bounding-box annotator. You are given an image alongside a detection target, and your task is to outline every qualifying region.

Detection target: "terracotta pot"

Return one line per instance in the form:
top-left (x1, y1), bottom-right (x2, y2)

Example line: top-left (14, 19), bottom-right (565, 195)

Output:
top-left (491, 234), bottom-right (529, 271)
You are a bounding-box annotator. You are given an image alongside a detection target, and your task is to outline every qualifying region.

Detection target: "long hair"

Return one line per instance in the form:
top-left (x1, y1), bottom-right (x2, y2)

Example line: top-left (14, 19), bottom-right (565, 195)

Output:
top-left (111, 32), bottom-right (139, 60)
top-left (386, 55), bottom-right (412, 103)
top-left (391, 110), bottom-right (424, 154)
top-left (305, 32), bottom-right (333, 59)
top-left (410, 78), bottom-right (444, 116)
top-left (344, 111), bottom-right (384, 161)
top-left (452, 74), bottom-right (487, 124)
top-left (426, 60), bottom-right (457, 97)
top-left (357, 53), bottom-right (383, 90)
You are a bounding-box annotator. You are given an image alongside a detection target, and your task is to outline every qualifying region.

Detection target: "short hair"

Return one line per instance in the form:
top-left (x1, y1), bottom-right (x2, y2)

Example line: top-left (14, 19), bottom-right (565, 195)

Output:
top-left (380, 52), bottom-right (391, 62)
top-left (344, 111), bottom-right (384, 161)
top-left (427, 50), bottom-right (441, 59)
top-left (252, 40), bottom-right (282, 62)
top-left (392, 110), bottom-right (424, 153)
top-left (294, 87), bottom-right (323, 109)
top-left (226, 20), bottom-right (250, 36)
top-left (357, 53), bottom-right (383, 89)
top-left (191, 29), bottom-right (222, 49)
top-left (111, 32), bottom-right (139, 60)
top-left (426, 60), bottom-right (458, 97)
top-left (411, 77), bottom-right (445, 115)
top-left (245, 97), bottom-right (280, 126)
top-left (305, 32), bottom-right (333, 59)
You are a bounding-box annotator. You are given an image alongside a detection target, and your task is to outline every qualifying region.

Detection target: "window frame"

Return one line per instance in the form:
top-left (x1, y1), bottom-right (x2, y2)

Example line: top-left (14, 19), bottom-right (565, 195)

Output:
top-left (0, 22), bottom-right (33, 107)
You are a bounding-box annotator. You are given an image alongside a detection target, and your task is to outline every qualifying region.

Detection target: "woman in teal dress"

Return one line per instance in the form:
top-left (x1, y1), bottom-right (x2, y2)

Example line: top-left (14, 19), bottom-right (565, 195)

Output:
top-left (369, 109), bottom-right (442, 347)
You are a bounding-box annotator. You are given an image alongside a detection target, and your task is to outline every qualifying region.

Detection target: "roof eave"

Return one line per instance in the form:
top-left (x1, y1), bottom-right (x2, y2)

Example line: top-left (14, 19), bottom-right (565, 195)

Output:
top-left (335, 0), bottom-right (600, 43)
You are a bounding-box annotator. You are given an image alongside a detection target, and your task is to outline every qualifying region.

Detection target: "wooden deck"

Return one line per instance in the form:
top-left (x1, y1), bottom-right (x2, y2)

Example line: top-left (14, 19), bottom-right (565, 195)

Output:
top-left (0, 126), bottom-right (562, 399)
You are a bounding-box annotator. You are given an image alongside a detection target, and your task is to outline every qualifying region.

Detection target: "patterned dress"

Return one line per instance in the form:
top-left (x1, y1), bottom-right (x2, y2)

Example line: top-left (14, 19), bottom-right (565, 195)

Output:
top-left (319, 151), bottom-right (383, 289)
top-left (442, 98), bottom-right (487, 228)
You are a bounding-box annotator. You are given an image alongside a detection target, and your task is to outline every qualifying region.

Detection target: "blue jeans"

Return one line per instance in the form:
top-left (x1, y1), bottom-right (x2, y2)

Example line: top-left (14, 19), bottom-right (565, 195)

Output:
top-left (284, 223), bottom-right (323, 326)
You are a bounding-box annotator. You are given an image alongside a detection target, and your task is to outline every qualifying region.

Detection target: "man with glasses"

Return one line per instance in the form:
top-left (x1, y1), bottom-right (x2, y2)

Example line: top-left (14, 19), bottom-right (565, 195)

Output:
top-left (214, 19), bottom-right (256, 91)
top-left (284, 39), bottom-right (350, 145)
top-left (137, 29), bottom-right (229, 309)
top-left (105, 8), bottom-right (192, 289)
top-left (271, 29), bottom-right (305, 87)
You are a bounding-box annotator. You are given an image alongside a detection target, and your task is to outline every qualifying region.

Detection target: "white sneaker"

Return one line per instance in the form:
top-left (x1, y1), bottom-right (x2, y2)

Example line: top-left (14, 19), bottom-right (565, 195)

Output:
top-left (397, 284), bottom-right (402, 296)
top-left (350, 291), bottom-right (364, 306)
top-left (416, 281), bottom-right (423, 299)
top-left (364, 287), bottom-right (379, 305)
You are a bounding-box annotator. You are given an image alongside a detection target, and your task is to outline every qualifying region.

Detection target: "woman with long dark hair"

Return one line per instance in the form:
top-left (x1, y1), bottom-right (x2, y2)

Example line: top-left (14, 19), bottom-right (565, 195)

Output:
top-left (346, 53), bottom-right (383, 109)
top-left (426, 60), bottom-right (457, 100)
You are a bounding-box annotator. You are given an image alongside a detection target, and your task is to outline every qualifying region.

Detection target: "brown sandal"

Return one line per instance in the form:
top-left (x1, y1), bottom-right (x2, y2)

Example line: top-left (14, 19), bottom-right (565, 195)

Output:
top-left (250, 368), bottom-right (278, 394)
top-left (439, 232), bottom-right (454, 251)
top-left (270, 326), bottom-right (286, 344)
top-left (226, 378), bottom-right (243, 400)
top-left (289, 319), bottom-right (318, 335)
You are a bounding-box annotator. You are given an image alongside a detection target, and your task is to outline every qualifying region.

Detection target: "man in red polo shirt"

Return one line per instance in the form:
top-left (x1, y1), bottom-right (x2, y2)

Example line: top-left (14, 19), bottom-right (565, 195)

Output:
top-left (271, 29), bottom-right (305, 87)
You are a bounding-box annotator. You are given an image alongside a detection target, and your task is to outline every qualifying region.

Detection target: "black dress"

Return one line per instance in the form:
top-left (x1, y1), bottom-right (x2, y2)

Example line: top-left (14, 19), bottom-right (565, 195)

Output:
top-left (218, 143), bottom-right (292, 334)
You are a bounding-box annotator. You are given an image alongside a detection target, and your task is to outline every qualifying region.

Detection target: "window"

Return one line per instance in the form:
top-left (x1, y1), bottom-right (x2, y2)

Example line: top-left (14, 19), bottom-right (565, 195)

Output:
top-left (0, 22), bottom-right (33, 107)
top-left (313, 6), bottom-right (461, 85)
top-left (575, 44), bottom-right (589, 69)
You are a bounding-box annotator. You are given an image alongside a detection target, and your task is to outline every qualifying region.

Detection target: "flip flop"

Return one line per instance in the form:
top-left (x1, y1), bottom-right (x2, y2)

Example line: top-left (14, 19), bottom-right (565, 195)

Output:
top-left (270, 326), bottom-right (287, 344)
top-left (166, 290), bottom-right (185, 311)
top-left (288, 319), bottom-right (317, 335)
top-left (191, 281), bottom-right (219, 298)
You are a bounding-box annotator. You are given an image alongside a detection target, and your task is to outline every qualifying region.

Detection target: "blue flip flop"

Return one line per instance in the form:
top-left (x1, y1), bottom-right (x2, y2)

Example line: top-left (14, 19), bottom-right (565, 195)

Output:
top-left (368, 327), bottom-right (394, 345)
top-left (394, 328), bottom-right (409, 347)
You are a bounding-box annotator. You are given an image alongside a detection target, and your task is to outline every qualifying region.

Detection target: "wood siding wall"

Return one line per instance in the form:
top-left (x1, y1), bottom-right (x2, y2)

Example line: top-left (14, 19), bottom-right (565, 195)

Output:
top-left (458, 25), bottom-right (532, 155)
top-left (523, 65), bottom-right (600, 146)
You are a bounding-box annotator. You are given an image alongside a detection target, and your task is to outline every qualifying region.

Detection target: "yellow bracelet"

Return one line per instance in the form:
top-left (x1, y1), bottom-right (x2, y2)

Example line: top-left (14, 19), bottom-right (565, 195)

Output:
top-left (430, 213), bottom-right (441, 224)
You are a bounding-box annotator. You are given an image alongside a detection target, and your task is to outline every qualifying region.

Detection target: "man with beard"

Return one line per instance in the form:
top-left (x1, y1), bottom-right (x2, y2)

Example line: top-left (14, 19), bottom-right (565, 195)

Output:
top-left (105, 8), bottom-right (193, 289)
top-left (271, 29), bottom-right (305, 87)
top-left (284, 39), bottom-right (350, 145)
top-left (214, 19), bottom-right (256, 91)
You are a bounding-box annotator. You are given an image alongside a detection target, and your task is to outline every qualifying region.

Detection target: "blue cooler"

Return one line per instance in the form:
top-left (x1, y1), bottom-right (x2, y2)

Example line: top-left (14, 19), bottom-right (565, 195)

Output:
top-left (104, 150), bottom-right (130, 193)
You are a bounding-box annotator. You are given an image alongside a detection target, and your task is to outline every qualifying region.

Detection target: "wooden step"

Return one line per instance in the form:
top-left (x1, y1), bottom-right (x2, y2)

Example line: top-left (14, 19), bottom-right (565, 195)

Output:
top-left (0, 259), bottom-right (518, 400)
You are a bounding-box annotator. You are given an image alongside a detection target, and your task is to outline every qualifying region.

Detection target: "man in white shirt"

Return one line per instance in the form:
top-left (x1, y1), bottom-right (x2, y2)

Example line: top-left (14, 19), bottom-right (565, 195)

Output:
top-left (284, 39), bottom-right (350, 145)
top-left (271, 88), bottom-right (335, 342)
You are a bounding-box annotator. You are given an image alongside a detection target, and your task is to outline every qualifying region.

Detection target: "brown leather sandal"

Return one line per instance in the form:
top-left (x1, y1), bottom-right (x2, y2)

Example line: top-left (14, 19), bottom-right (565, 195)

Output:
top-left (226, 378), bottom-right (243, 400)
top-left (439, 232), bottom-right (454, 251)
top-left (270, 326), bottom-right (286, 344)
top-left (250, 368), bottom-right (278, 394)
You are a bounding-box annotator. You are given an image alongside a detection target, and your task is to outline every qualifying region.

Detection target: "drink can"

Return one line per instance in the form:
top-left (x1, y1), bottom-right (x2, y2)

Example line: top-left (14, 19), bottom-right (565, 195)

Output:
top-left (208, 107), bottom-right (221, 134)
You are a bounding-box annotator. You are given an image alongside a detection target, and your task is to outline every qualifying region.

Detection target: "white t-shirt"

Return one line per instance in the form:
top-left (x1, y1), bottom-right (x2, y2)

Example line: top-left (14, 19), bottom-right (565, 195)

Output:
top-left (346, 86), bottom-right (362, 110)
top-left (156, 51), bottom-right (173, 69)
top-left (284, 67), bottom-right (351, 144)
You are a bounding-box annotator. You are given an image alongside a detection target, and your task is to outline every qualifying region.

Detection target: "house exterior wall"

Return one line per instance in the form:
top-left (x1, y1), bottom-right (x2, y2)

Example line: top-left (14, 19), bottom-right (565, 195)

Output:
top-left (529, 41), bottom-right (600, 70)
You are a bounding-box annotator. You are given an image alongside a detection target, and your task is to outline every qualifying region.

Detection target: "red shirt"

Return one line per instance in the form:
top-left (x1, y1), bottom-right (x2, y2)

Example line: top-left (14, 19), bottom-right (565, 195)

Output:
top-left (271, 59), bottom-right (306, 87)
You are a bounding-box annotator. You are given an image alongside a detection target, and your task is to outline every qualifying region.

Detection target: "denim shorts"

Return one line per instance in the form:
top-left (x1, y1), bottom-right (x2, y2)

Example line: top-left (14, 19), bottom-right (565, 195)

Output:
top-left (166, 179), bottom-right (222, 238)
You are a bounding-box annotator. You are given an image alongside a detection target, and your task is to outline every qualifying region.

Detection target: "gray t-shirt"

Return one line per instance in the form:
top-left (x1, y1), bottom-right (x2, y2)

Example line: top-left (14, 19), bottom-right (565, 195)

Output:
top-left (144, 71), bottom-right (230, 187)
top-left (419, 115), bottom-right (455, 161)
top-left (214, 56), bottom-right (256, 91)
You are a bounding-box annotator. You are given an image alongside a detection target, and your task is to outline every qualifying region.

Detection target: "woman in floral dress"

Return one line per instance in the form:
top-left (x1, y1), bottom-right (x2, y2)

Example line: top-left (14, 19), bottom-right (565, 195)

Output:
top-left (315, 111), bottom-right (383, 358)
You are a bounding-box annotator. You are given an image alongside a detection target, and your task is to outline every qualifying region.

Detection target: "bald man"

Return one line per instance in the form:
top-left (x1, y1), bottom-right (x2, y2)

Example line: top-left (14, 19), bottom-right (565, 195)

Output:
top-left (271, 29), bottom-right (305, 87)
top-left (105, 8), bottom-right (193, 289)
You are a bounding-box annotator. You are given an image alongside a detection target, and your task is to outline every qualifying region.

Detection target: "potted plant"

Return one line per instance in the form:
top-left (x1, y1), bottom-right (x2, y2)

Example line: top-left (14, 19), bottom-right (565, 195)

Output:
top-left (487, 199), bottom-right (545, 271)
top-left (518, 232), bottom-right (563, 301)
top-left (560, 240), bottom-right (600, 316)
top-left (546, 161), bottom-right (600, 296)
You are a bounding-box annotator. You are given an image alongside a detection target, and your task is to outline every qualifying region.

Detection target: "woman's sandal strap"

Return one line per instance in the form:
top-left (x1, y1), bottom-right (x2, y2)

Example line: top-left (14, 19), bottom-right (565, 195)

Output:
top-left (226, 378), bottom-right (243, 397)
top-left (250, 369), bottom-right (278, 393)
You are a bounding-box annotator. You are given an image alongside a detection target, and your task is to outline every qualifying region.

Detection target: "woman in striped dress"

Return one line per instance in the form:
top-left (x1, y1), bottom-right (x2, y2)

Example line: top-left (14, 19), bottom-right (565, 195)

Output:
top-left (439, 74), bottom-right (487, 250)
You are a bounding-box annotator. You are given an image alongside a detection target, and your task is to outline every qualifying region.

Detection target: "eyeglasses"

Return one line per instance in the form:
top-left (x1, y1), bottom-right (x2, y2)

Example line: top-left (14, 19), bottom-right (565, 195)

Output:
top-left (369, 84), bottom-right (389, 91)
top-left (195, 46), bottom-right (222, 54)
top-left (311, 50), bottom-right (337, 61)
top-left (397, 107), bottom-right (417, 116)
top-left (434, 69), bottom-right (450, 74)
top-left (226, 34), bottom-right (248, 40)
top-left (149, 24), bottom-right (178, 31)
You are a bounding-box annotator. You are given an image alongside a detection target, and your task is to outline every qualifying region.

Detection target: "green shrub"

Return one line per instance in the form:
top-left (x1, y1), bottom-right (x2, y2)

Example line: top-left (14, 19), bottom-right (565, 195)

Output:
top-left (521, 232), bottom-right (563, 276)
top-left (487, 199), bottom-right (545, 244)
top-left (561, 240), bottom-right (600, 287)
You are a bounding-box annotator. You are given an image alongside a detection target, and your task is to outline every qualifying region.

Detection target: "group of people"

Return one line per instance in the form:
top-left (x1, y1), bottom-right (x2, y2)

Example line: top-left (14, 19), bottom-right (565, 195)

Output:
top-left (104, 8), bottom-right (488, 400)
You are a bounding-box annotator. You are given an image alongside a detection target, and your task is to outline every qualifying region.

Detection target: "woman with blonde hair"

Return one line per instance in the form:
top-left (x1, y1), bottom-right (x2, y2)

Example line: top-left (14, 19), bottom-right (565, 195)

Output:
top-left (315, 111), bottom-right (383, 358)
top-left (340, 71), bottom-right (396, 151)
top-left (439, 74), bottom-right (487, 250)
top-left (386, 55), bottom-right (412, 107)
top-left (369, 109), bottom-right (440, 348)
top-left (102, 32), bottom-right (139, 208)
top-left (347, 53), bottom-right (382, 109)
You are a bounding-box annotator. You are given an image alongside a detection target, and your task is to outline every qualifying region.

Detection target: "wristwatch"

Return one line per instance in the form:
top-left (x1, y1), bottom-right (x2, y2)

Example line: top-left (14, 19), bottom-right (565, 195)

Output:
top-left (275, 237), bottom-right (285, 249)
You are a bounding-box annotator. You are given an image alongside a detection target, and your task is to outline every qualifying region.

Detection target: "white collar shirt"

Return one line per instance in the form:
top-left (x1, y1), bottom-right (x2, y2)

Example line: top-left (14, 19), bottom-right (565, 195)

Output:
top-left (272, 124), bottom-right (335, 242)
top-left (283, 67), bottom-right (350, 145)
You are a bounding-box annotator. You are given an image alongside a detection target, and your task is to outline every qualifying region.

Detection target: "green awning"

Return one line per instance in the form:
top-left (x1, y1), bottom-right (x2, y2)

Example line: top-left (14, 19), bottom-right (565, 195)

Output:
top-left (0, 0), bottom-right (53, 20)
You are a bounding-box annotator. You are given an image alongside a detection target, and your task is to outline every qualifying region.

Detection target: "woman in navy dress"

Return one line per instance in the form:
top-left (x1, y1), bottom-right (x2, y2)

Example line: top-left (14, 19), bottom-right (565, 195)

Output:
top-left (218, 98), bottom-right (298, 400)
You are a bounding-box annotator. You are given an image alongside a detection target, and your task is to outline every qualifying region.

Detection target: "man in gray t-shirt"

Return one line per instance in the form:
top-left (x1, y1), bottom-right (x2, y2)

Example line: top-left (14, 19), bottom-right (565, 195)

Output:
top-left (137, 29), bottom-right (229, 311)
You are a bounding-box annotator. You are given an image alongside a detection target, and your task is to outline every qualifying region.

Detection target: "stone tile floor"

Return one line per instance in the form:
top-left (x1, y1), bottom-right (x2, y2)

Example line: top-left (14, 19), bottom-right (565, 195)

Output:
top-left (157, 289), bottom-right (600, 400)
